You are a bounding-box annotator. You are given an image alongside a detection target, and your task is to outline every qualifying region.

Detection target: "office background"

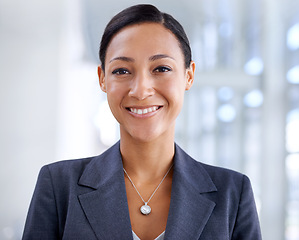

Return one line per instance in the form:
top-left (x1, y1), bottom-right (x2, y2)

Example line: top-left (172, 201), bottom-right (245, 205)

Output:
top-left (0, 0), bottom-right (298, 239)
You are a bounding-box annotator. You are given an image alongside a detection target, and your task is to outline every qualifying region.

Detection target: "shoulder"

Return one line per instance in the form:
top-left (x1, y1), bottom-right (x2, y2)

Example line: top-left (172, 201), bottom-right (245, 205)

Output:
top-left (35, 157), bottom-right (97, 194)
top-left (175, 144), bottom-right (249, 193)
top-left (199, 162), bottom-right (250, 194)
top-left (42, 141), bottom-right (120, 181)
top-left (45, 156), bottom-right (95, 177)
top-left (200, 162), bottom-right (246, 183)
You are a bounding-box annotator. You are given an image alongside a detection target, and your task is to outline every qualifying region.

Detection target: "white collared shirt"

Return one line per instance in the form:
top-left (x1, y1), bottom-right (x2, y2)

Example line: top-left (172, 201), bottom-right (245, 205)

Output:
top-left (132, 230), bottom-right (165, 240)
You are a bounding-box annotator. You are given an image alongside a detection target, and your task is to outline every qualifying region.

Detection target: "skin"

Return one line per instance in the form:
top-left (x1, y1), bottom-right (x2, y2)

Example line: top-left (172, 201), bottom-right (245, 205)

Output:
top-left (98, 23), bottom-right (195, 240)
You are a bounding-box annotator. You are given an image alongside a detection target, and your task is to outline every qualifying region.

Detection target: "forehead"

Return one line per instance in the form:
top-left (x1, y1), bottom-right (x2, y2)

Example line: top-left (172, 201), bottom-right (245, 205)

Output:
top-left (105, 23), bottom-right (184, 62)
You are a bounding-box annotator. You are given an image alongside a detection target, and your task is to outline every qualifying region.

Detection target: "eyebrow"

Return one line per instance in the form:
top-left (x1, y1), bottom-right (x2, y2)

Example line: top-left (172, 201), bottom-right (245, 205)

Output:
top-left (109, 56), bottom-right (134, 63)
top-left (109, 54), bottom-right (175, 63)
top-left (149, 54), bottom-right (175, 61)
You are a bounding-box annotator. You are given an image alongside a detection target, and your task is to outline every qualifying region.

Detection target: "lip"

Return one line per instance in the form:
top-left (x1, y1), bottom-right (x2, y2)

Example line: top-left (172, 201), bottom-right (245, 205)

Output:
top-left (125, 105), bottom-right (163, 118)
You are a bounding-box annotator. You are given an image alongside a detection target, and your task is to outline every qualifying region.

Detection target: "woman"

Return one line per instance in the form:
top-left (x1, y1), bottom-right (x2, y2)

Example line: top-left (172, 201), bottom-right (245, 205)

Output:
top-left (22, 4), bottom-right (262, 240)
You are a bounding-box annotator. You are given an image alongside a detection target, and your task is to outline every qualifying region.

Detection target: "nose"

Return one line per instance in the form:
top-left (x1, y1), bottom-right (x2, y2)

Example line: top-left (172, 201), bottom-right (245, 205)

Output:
top-left (128, 73), bottom-right (155, 100)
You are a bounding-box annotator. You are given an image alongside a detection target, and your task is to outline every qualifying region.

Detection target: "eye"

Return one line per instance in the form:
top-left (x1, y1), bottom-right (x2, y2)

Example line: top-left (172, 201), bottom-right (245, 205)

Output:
top-left (153, 66), bottom-right (172, 73)
top-left (112, 68), bottom-right (130, 75)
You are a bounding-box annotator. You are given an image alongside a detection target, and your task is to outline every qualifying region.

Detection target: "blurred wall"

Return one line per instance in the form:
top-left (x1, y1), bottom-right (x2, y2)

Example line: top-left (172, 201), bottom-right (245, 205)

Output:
top-left (0, 0), bottom-right (62, 238)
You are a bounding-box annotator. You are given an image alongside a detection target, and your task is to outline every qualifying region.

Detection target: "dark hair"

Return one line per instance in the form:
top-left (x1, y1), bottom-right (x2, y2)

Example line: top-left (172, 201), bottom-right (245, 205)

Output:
top-left (99, 4), bottom-right (192, 71)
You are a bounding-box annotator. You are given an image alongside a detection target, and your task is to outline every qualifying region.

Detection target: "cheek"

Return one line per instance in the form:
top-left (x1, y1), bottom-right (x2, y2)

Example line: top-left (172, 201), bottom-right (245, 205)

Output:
top-left (106, 79), bottom-right (128, 98)
top-left (105, 81), bottom-right (125, 113)
top-left (162, 77), bottom-right (186, 103)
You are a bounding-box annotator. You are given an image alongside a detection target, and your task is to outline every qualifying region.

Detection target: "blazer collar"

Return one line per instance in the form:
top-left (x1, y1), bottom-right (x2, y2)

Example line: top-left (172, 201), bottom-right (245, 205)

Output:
top-left (77, 141), bottom-right (217, 240)
top-left (164, 144), bottom-right (217, 239)
top-left (78, 141), bottom-right (133, 240)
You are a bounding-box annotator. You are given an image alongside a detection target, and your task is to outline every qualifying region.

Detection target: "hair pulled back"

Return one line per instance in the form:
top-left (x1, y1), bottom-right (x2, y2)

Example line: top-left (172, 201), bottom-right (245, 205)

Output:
top-left (99, 4), bottom-right (192, 71)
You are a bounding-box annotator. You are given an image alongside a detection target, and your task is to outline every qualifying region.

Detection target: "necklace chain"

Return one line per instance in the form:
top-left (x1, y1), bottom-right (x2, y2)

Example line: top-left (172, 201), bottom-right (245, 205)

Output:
top-left (123, 163), bottom-right (173, 205)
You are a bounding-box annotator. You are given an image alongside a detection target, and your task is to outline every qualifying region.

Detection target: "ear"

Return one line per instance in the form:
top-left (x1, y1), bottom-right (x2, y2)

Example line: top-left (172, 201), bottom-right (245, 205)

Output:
top-left (185, 61), bottom-right (195, 91)
top-left (98, 65), bottom-right (106, 92)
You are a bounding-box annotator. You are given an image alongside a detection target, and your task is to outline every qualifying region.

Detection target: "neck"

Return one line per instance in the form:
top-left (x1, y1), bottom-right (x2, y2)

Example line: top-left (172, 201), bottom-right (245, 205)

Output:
top-left (120, 133), bottom-right (175, 183)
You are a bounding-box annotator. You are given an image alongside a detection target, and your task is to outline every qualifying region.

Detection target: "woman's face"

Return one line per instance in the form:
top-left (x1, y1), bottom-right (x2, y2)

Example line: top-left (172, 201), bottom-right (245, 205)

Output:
top-left (98, 23), bottom-right (195, 143)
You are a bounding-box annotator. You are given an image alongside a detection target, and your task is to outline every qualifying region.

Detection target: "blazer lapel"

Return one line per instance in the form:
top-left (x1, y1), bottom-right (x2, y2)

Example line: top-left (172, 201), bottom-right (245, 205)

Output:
top-left (76, 142), bottom-right (217, 240)
top-left (165, 145), bottom-right (217, 240)
top-left (77, 142), bottom-right (133, 240)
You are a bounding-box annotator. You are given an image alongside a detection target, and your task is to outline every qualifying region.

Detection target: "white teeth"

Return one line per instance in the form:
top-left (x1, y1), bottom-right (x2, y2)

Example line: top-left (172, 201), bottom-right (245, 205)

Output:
top-left (129, 106), bottom-right (159, 115)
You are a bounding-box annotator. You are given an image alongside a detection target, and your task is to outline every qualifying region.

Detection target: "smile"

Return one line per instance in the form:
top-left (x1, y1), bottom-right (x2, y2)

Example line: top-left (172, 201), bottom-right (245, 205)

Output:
top-left (128, 106), bottom-right (161, 115)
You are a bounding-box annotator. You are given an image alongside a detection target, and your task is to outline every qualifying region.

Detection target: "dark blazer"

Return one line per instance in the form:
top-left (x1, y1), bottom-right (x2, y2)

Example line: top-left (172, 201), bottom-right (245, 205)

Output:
top-left (23, 141), bottom-right (262, 240)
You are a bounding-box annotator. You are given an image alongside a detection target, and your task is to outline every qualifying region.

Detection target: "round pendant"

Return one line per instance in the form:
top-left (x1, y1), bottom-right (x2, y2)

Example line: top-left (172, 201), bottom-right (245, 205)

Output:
top-left (140, 204), bottom-right (151, 215)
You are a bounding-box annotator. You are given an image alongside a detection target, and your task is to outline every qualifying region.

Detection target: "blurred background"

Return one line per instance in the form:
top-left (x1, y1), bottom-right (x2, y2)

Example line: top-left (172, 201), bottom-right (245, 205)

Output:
top-left (0, 0), bottom-right (299, 239)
